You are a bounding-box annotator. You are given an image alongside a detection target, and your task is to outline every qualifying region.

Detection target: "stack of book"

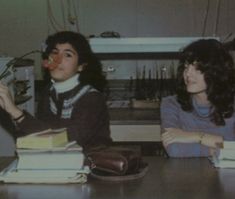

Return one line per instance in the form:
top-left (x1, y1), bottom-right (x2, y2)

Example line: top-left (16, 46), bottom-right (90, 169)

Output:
top-left (211, 141), bottom-right (235, 168)
top-left (0, 128), bottom-right (90, 183)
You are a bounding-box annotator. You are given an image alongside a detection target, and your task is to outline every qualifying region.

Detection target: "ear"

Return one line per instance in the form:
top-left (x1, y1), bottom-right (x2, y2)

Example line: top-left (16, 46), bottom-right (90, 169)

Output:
top-left (77, 64), bottom-right (84, 72)
top-left (77, 63), bottom-right (87, 72)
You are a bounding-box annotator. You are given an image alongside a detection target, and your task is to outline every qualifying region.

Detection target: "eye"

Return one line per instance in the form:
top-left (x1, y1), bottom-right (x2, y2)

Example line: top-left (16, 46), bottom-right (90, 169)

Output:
top-left (64, 52), bottom-right (73, 58)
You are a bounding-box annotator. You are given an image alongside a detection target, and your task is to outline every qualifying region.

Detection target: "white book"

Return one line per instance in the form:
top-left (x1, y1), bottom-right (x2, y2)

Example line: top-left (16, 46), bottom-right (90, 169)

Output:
top-left (0, 160), bottom-right (89, 184)
top-left (212, 157), bottom-right (235, 168)
top-left (218, 148), bottom-right (235, 160)
top-left (211, 142), bottom-right (235, 168)
top-left (14, 169), bottom-right (89, 177)
top-left (223, 141), bottom-right (235, 149)
top-left (16, 142), bottom-right (84, 170)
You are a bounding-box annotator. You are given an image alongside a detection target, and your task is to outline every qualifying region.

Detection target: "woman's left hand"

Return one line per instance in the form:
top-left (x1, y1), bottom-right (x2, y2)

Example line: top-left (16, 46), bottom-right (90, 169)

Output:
top-left (162, 128), bottom-right (200, 147)
top-left (162, 127), bottom-right (223, 148)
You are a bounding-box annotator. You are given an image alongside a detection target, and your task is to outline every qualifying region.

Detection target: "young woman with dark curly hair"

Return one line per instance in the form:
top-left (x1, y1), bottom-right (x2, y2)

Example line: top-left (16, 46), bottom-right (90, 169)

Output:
top-left (161, 39), bottom-right (235, 157)
top-left (0, 31), bottom-right (112, 151)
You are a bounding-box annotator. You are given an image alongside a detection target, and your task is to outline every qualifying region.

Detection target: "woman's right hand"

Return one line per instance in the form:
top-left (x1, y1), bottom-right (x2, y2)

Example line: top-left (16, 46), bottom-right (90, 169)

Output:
top-left (162, 127), bottom-right (223, 148)
top-left (0, 82), bottom-right (23, 119)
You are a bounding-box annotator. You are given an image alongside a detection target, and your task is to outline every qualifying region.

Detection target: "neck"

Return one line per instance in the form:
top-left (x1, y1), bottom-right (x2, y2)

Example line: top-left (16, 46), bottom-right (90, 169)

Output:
top-left (192, 92), bottom-right (210, 106)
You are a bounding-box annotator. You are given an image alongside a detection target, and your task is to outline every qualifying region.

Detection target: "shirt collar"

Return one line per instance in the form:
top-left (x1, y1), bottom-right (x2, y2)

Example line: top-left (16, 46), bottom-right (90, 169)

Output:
top-left (51, 73), bottom-right (80, 94)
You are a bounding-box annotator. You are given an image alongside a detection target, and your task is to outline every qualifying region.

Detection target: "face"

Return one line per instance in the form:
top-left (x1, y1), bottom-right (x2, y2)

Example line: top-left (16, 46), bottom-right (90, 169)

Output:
top-left (49, 43), bottom-right (79, 82)
top-left (183, 63), bottom-right (207, 95)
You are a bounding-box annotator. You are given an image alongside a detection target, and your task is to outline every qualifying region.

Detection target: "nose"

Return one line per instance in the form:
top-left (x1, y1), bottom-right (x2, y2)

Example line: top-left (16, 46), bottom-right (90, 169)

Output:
top-left (44, 54), bottom-right (63, 70)
top-left (185, 65), bottom-right (195, 77)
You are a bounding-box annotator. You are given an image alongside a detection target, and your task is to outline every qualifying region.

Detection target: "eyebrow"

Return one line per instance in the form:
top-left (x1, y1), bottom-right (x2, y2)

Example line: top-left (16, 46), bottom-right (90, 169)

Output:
top-left (52, 48), bottom-right (76, 55)
top-left (65, 49), bottom-right (76, 54)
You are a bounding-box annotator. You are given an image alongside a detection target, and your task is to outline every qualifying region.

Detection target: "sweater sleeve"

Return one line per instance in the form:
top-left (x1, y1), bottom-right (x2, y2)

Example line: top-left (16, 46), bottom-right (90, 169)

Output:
top-left (160, 96), bottom-right (181, 129)
top-left (16, 86), bottom-right (53, 135)
top-left (16, 90), bottom-right (112, 150)
top-left (166, 143), bottom-right (209, 158)
top-left (160, 96), bottom-right (210, 158)
top-left (65, 92), bottom-right (112, 149)
top-left (16, 111), bottom-right (51, 135)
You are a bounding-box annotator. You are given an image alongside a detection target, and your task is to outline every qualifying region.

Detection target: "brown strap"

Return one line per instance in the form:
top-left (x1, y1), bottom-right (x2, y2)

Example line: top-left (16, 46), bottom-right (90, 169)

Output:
top-left (89, 163), bottom-right (148, 182)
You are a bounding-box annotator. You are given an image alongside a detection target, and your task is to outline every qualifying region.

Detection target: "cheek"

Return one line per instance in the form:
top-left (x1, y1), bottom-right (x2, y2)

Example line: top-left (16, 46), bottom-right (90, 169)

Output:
top-left (198, 76), bottom-right (207, 89)
top-left (63, 58), bottom-right (79, 70)
top-left (65, 64), bottom-right (79, 76)
top-left (201, 81), bottom-right (207, 89)
top-left (63, 68), bottom-right (78, 77)
top-left (183, 72), bottom-right (187, 83)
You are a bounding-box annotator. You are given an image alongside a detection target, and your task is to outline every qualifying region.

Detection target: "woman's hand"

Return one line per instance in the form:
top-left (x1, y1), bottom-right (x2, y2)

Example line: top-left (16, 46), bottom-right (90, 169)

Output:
top-left (200, 133), bottom-right (223, 148)
top-left (0, 82), bottom-right (23, 119)
top-left (162, 127), bottom-right (223, 148)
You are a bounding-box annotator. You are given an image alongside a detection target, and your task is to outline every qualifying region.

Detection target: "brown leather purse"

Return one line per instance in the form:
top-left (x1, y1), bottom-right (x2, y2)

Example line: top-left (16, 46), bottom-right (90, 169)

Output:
top-left (86, 147), bottom-right (148, 181)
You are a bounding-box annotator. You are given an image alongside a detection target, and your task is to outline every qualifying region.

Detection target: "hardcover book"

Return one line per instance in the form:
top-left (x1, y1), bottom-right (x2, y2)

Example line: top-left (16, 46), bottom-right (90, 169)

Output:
top-left (16, 128), bottom-right (68, 149)
top-left (222, 141), bottom-right (235, 150)
top-left (0, 139), bottom-right (90, 184)
top-left (211, 141), bottom-right (235, 168)
top-left (0, 160), bottom-right (89, 184)
top-left (16, 142), bottom-right (84, 170)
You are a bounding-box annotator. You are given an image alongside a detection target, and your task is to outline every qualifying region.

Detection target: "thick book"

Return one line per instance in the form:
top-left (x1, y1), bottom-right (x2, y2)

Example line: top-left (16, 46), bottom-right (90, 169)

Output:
top-left (16, 128), bottom-right (68, 149)
top-left (218, 148), bottom-right (235, 160)
top-left (217, 141), bottom-right (235, 160)
top-left (212, 157), bottom-right (235, 168)
top-left (222, 141), bottom-right (235, 150)
top-left (16, 142), bottom-right (84, 170)
top-left (0, 160), bottom-right (89, 184)
top-left (211, 141), bottom-right (235, 168)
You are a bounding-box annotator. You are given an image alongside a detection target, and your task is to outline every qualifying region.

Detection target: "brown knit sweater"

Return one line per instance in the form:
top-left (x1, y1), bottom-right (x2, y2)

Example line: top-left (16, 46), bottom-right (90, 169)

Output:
top-left (16, 84), bottom-right (112, 151)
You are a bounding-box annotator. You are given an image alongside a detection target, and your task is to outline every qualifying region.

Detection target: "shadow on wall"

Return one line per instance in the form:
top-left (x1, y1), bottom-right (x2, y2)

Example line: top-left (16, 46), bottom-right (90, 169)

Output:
top-left (0, 126), bottom-right (15, 156)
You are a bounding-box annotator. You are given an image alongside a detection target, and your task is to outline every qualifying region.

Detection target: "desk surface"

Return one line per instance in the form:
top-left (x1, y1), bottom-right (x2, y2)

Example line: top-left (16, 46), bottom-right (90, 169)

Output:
top-left (0, 157), bottom-right (234, 199)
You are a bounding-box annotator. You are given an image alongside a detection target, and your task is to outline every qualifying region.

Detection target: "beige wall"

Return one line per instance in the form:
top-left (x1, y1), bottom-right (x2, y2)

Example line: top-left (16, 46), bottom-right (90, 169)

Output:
top-left (0, 0), bottom-right (234, 79)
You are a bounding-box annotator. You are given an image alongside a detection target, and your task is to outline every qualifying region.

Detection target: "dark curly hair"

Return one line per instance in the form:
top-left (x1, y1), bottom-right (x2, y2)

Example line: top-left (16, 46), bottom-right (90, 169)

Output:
top-left (177, 39), bottom-right (235, 125)
top-left (42, 31), bottom-right (106, 92)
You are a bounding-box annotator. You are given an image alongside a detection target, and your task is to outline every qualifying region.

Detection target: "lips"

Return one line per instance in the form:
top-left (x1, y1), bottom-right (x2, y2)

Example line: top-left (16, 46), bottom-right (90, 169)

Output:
top-left (187, 81), bottom-right (195, 85)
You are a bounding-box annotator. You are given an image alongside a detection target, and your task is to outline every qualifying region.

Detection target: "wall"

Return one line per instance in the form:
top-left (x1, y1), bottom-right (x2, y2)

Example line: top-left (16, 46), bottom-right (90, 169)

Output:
top-left (0, 0), bottom-right (235, 155)
top-left (0, 0), bottom-right (234, 79)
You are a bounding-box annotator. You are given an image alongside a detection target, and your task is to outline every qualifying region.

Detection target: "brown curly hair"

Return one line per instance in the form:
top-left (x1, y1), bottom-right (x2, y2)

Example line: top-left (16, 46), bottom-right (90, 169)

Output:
top-left (177, 39), bottom-right (235, 125)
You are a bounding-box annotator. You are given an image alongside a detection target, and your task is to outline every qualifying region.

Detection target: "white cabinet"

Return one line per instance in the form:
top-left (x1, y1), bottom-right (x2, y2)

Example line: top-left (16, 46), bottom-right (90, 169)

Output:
top-left (0, 63), bottom-right (34, 156)
top-left (110, 124), bottom-right (161, 142)
top-left (14, 66), bottom-right (35, 116)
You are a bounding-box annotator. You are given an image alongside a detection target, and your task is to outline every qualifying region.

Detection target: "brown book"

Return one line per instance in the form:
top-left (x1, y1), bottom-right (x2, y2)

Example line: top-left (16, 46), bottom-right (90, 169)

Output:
top-left (16, 128), bottom-right (68, 149)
